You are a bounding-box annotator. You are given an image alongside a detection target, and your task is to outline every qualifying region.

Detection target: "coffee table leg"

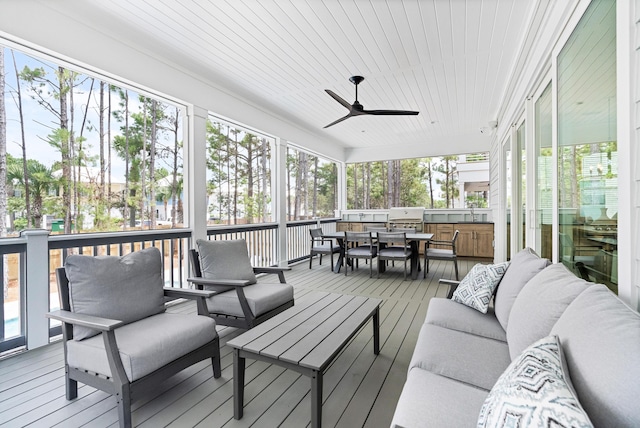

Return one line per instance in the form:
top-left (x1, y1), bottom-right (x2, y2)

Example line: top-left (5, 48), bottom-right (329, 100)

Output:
top-left (373, 307), bottom-right (380, 355)
top-left (311, 370), bottom-right (323, 428)
top-left (234, 349), bottom-right (245, 419)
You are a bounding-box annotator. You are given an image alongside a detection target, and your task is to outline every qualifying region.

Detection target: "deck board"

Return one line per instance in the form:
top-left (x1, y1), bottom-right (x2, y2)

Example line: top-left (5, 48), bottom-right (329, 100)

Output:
top-left (0, 257), bottom-right (480, 427)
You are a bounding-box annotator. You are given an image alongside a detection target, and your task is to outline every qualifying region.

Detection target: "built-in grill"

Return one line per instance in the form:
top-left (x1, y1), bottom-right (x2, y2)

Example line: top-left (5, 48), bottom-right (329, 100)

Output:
top-left (387, 207), bottom-right (425, 232)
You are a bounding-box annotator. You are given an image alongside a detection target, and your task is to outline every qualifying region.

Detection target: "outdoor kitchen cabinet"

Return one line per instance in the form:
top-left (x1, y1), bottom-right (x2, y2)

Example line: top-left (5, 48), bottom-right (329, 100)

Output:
top-left (456, 223), bottom-right (494, 258)
top-left (336, 222), bottom-right (364, 232)
top-left (423, 223), bottom-right (454, 250)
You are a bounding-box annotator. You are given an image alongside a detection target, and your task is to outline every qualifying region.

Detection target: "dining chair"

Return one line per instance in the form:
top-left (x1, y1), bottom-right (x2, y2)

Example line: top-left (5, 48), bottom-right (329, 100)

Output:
top-left (309, 228), bottom-right (341, 269)
top-left (377, 232), bottom-right (413, 280)
top-left (424, 229), bottom-right (460, 280)
top-left (345, 231), bottom-right (378, 277)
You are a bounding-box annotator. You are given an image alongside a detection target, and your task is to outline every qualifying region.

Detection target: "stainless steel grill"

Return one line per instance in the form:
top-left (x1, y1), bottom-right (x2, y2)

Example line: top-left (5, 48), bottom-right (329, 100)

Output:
top-left (387, 207), bottom-right (425, 232)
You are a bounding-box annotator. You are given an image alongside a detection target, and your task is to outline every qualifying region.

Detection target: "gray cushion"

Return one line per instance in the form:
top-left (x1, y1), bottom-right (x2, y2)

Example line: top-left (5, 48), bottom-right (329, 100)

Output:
top-left (506, 263), bottom-right (593, 360)
top-left (64, 247), bottom-right (165, 341)
top-left (391, 368), bottom-right (488, 428)
top-left (478, 335), bottom-right (593, 428)
top-left (206, 282), bottom-right (293, 317)
top-left (409, 323), bottom-right (511, 391)
top-left (196, 239), bottom-right (257, 284)
top-left (67, 312), bottom-right (217, 381)
top-left (551, 285), bottom-right (640, 428)
top-left (452, 262), bottom-right (510, 313)
top-left (425, 298), bottom-right (507, 342)
top-left (494, 247), bottom-right (550, 330)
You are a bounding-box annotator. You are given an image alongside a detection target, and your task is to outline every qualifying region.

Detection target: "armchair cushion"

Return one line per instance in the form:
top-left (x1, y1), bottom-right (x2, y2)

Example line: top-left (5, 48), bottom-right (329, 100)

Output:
top-left (64, 247), bottom-right (165, 341)
top-left (67, 312), bottom-right (217, 381)
top-left (207, 282), bottom-right (294, 317)
top-left (196, 239), bottom-right (257, 285)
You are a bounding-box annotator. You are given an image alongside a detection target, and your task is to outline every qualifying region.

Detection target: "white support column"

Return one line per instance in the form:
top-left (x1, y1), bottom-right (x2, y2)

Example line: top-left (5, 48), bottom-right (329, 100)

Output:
top-left (186, 105), bottom-right (208, 246)
top-left (336, 161), bottom-right (347, 214)
top-left (273, 138), bottom-right (288, 266)
top-left (22, 229), bottom-right (50, 349)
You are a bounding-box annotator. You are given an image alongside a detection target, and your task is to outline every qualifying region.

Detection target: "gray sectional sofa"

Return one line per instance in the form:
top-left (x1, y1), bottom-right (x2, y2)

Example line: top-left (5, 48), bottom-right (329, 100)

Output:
top-left (391, 248), bottom-right (640, 427)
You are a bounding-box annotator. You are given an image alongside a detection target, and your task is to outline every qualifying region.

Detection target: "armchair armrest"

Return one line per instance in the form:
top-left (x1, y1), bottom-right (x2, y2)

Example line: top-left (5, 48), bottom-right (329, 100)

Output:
top-left (253, 266), bottom-right (290, 283)
top-left (46, 310), bottom-right (124, 331)
top-left (187, 277), bottom-right (251, 287)
top-left (438, 279), bottom-right (461, 299)
top-left (428, 240), bottom-right (454, 246)
top-left (163, 287), bottom-right (216, 299)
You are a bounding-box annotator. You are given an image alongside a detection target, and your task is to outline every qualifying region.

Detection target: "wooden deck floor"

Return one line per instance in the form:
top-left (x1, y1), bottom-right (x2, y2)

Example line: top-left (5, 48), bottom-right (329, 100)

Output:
top-left (0, 257), bottom-right (479, 428)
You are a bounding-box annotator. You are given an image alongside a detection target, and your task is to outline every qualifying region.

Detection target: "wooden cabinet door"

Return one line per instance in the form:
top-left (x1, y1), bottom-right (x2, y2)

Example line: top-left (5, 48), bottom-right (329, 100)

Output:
top-left (474, 225), bottom-right (494, 258)
top-left (434, 224), bottom-right (454, 249)
top-left (455, 226), bottom-right (475, 257)
top-left (336, 222), bottom-right (349, 232)
top-left (351, 223), bottom-right (364, 232)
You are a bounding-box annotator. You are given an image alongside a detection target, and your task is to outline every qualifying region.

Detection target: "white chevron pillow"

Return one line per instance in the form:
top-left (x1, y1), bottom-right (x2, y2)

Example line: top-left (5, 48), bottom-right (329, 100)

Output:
top-left (452, 262), bottom-right (510, 313)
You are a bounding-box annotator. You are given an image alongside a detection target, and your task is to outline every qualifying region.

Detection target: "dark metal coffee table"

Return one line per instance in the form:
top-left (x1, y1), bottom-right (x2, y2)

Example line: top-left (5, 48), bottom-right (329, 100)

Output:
top-left (227, 292), bottom-right (381, 428)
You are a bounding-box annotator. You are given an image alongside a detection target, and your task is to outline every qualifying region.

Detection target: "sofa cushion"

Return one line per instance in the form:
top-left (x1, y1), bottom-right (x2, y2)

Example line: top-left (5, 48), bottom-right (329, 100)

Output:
top-left (494, 247), bottom-right (550, 330)
top-left (410, 323), bottom-right (511, 391)
top-left (196, 239), bottom-right (257, 284)
top-left (506, 263), bottom-right (593, 360)
top-left (551, 285), bottom-right (640, 428)
top-left (67, 312), bottom-right (218, 381)
top-left (64, 247), bottom-right (166, 341)
top-left (452, 261), bottom-right (510, 313)
top-left (478, 335), bottom-right (593, 428)
top-left (425, 298), bottom-right (507, 342)
top-left (206, 282), bottom-right (294, 317)
top-left (391, 368), bottom-right (488, 428)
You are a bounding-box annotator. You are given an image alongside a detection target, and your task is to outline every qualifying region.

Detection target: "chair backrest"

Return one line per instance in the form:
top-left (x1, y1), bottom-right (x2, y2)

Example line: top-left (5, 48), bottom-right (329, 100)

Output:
top-left (346, 231), bottom-right (374, 246)
top-left (310, 228), bottom-right (324, 241)
top-left (195, 238), bottom-right (257, 284)
top-left (62, 247), bottom-right (166, 341)
top-left (376, 231), bottom-right (407, 246)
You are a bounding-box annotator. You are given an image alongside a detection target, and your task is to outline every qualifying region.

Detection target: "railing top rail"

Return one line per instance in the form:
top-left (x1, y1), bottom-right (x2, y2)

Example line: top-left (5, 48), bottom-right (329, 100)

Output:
top-left (48, 229), bottom-right (192, 249)
top-left (0, 237), bottom-right (27, 254)
top-left (207, 223), bottom-right (279, 235)
top-left (286, 218), bottom-right (339, 227)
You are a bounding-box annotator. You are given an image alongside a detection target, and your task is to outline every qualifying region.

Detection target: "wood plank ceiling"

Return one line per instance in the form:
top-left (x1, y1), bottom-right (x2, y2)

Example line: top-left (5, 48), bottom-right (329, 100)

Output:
top-left (39, 0), bottom-right (537, 159)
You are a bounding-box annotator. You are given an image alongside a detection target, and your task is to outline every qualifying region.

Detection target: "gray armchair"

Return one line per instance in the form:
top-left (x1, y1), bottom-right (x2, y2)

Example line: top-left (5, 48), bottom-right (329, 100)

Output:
top-left (188, 239), bottom-right (294, 329)
top-left (309, 228), bottom-right (341, 269)
top-left (46, 247), bottom-right (221, 428)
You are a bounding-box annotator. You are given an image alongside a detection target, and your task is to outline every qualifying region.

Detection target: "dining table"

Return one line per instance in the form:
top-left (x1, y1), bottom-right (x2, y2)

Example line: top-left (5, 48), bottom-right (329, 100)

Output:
top-left (323, 231), bottom-right (434, 280)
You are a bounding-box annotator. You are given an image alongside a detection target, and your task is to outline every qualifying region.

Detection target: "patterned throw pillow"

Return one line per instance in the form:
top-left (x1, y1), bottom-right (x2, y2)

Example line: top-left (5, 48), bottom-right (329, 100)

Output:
top-left (452, 262), bottom-right (510, 313)
top-left (477, 335), bottom-right (593, 428)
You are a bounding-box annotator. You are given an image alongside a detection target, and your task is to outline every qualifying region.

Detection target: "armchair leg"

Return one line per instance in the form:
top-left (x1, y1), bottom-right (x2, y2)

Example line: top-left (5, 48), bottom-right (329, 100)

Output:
top-left (65, 370), bottom-right (78, 400)
top-left (212, 337), bottom-right (222, 379)
top-left (116, 386), bottom-right (132, 428)
top-left (454, 260), bottom-right (459, 281)
top-left (309, 252), bottom-right (313, 269)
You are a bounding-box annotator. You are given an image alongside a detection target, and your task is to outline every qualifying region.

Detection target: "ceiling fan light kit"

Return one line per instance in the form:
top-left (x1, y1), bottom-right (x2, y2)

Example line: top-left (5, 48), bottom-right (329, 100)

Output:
top-left (324, 76), bottom-right (419, 128)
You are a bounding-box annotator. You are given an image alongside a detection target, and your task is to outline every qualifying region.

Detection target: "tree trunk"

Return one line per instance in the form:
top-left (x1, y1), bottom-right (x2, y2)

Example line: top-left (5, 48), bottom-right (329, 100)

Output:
top-left (149, 100), bottom-right (157, 226)
top-left (10, 51), bottom-right (30, 225)
top-left (312, 157), bottom-right (318, 216)
top-left (99, 81), bottom-right (105, 225)
top-left (58, 67), bottom-right (72, 234)
top-left (139, 100), bottom-right (147, 228)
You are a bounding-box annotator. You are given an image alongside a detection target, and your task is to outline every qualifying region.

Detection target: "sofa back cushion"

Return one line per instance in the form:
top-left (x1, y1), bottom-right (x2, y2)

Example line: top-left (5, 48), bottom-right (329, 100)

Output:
top-left (551, 285), bottom-right (640, 427)
top-left (196, 239), bottom-right (257, 284)
top-left (65, 247), bottom-right (166, 341)
top-left (494, 247), bottom-right (550, 330)
top-left (506, 263), bottom-right (593, 360)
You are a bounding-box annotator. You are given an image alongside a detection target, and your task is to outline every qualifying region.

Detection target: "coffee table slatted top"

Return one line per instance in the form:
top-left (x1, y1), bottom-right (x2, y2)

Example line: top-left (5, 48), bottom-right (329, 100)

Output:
top-left (227, 292), bottom-right (382, 372)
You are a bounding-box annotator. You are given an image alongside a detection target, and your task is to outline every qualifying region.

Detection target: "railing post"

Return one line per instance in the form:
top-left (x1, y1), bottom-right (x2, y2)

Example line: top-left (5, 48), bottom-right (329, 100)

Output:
top-left (21, 229), bottom-right (50, 349)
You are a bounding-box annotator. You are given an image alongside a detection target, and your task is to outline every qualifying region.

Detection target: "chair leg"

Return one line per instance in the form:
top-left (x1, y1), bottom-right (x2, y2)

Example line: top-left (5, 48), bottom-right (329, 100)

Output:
top-left (319, 254), bottom-right (323, 265)
top-left (116, 385), bottom-right (132, 428)
top-left (212, 337), bottom-right (222, 379)
top-left (454, 259), bottom-right (459, 281)
top-left (65, 368), bottom-right (78, 400)
top-left (309, 252), bottom-right (313, 269)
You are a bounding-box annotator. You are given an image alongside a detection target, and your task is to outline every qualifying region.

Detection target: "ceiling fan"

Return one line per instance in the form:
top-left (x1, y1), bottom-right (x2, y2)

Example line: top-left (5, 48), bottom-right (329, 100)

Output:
top-left (323, 76), bottom-right (419, 128)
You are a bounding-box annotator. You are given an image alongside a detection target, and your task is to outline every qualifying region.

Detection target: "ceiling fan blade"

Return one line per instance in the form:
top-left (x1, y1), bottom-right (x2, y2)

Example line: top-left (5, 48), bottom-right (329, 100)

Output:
top-left (325, 89), bottom-right (352, 110)
top-left (323, 113), bottom-right (353, 128)
top-left (362, 109), bottom-right (420, 116)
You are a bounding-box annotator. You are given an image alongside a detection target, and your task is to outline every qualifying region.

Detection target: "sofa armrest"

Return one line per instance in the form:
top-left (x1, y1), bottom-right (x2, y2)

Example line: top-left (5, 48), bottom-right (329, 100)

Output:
top-left (46, 310), bottom-right (124, 331)
top-left (439, 279), bottom-right (461, 299)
